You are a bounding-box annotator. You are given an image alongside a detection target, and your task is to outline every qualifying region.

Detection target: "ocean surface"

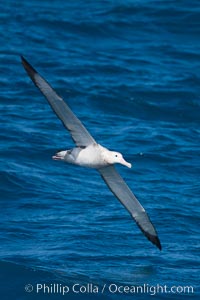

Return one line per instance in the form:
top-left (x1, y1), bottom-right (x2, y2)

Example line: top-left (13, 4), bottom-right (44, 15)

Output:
top-left (0, 0), bottom-right (200, 299)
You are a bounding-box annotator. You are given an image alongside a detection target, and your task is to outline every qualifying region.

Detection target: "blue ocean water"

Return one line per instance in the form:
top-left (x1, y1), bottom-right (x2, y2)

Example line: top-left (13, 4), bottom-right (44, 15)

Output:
top-left (0, 0), bottom-right (200, 299)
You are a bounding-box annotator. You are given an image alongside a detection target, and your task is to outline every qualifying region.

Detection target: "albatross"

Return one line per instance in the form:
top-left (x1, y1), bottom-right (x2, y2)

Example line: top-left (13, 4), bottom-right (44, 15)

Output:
top-left (21, 56), bottom-right (161, 250)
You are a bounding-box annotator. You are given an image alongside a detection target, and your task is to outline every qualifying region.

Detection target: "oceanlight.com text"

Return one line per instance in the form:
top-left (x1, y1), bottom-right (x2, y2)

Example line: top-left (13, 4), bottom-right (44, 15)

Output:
top-left (25, 282), bottom-right (194, 296)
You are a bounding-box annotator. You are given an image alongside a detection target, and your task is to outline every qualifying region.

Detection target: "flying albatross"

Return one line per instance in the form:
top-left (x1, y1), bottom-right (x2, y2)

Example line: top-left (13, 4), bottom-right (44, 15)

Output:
top-left (21, 56), bottom-right (161, 250)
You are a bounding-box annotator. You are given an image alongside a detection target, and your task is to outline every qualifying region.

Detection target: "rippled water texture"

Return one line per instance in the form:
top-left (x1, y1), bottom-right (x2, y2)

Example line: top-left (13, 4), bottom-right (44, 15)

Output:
top-left (0, 1), bottom-right (200, 299)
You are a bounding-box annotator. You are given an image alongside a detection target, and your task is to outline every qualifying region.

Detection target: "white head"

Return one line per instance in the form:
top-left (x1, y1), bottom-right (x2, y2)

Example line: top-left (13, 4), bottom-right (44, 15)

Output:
top-left (104, 151), bottom-right (132, 168)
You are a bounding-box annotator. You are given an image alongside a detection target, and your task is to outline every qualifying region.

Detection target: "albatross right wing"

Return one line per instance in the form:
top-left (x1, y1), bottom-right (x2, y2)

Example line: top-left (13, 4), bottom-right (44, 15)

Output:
top-left (98, 165), bottom-right (161, 250)
top-left (21, 56), bottom-right (96, 147)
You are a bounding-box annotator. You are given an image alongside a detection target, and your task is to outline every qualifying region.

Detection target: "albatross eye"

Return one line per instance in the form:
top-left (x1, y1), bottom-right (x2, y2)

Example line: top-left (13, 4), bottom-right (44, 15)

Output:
top-left (115, 154), bottom-right (118, 157)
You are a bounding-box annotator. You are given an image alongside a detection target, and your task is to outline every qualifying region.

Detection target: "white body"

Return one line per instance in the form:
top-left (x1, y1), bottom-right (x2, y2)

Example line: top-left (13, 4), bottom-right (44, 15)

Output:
top-left (53, 143), bottom-right (132, 169)
top-left (75, 144), bottom-right (108, 168)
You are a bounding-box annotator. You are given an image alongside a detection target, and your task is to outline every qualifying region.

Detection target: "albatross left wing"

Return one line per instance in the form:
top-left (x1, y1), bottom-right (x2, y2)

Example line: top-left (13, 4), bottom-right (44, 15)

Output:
top-left (21, 56), bottom-right (96, 147)
top-left (98, 165), bottom-right (161, 250)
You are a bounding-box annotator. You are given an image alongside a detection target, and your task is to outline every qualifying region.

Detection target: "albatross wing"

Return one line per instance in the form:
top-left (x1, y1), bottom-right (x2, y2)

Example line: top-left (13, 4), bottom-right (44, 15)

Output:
top-left (21, 56), bottom-right (96, 147)
top-left (99, 165), bottom-right (161, 250)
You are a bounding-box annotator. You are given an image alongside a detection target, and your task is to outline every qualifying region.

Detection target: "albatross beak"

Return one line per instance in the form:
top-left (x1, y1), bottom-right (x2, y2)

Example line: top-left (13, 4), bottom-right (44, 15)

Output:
top-left (120, 157), bottom-right (132, 168)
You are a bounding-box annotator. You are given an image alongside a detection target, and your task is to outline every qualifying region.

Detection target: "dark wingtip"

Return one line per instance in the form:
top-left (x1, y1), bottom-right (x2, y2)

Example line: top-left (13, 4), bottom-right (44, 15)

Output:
top-left (21, 55), bottom-right (29, 68)
top-left (21, 55), bottom-right (37, 80)
top-left (137, 222), bottom-right (162, 251)
top-left (152, 235), bottom-right (162, 251)
top-left (147, 233), bottom-right (162, 251)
